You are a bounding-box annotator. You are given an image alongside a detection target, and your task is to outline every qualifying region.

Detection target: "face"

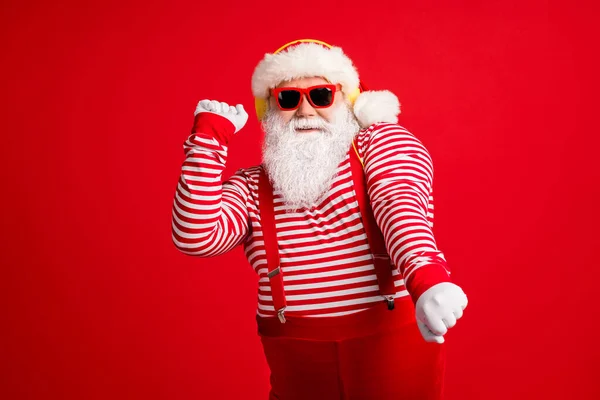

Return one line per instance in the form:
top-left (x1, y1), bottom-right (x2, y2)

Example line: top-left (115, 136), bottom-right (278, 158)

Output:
top-left (268, 76), bottom-right (345, 131)
top-left (261, 77), bottom-right (361, 212)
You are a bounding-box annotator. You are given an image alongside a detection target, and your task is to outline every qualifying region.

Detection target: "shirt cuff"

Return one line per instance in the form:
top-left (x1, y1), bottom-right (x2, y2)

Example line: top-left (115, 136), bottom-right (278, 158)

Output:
top-left (192, 112), bottom-right (236, 145)
top-left (406, 264), bottom-right (452, 304)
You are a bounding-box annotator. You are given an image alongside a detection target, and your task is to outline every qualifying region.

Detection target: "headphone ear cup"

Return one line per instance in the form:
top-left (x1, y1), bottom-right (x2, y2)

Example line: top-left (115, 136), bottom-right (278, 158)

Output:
top-left (346, 86), bottom-right (361, 105)
top-left (255, 97), bottom-right (268, 121)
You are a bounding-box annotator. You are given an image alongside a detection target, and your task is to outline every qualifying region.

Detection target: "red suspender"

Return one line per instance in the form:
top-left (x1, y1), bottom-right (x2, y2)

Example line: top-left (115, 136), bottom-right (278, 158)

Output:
top-left (349, 137), bottom-right (396, 310)
top-left (258, 168), bottom-right (287, 323)
top-left (258, 138), bottom-right (396, 324)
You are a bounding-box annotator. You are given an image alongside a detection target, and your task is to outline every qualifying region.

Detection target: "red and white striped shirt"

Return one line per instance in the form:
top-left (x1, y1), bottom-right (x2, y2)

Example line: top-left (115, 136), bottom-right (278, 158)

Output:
top-left (172, 113), bottom-right (451, 318)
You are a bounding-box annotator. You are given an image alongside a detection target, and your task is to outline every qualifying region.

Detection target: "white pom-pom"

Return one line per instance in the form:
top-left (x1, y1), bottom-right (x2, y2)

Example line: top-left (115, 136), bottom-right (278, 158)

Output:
top-left (353, 90), bottom-right (401, 129)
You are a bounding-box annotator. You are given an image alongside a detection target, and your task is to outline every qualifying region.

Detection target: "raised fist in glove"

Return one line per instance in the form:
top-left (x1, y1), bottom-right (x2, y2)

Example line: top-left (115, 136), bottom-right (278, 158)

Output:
top-left (415, 282), bottom-right (468, 343)
top-left (195, 99), bottom-right (248, 134)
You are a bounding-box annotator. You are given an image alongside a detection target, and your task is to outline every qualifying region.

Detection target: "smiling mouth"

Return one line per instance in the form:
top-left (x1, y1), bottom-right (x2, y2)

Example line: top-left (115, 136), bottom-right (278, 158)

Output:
top-left (296, 127), bottom-right (319, 132)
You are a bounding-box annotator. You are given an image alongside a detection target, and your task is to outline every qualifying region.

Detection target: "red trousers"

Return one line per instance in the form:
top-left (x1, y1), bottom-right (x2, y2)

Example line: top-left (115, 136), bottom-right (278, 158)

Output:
top-left (257, 297), bottom-right (447, 400)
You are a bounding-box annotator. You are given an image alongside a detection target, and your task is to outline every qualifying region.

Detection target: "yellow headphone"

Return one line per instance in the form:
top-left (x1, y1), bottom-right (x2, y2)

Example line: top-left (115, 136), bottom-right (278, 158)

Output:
top-left (254, 38), bottom-right (362, 121)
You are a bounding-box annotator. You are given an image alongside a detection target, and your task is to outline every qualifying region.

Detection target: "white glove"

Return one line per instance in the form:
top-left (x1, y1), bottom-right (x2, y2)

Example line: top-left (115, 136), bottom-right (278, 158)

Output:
top-left (415, 282), bottom-right (468, 343)
top-left (194, 99), bottom-right (248, 134)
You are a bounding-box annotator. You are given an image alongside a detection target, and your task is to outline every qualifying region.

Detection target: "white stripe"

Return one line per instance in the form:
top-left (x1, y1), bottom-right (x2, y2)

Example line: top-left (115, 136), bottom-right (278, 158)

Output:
top-left (281, 254), bottom-right (372, 273)
top-left (258, 285), bottom-right (380, 301)
top-left (279, 233), bottom-right (366, 254)
top-left (280, 244), bottom-right (369, 263)
top-left (278, 222), bottom-right (364, 245)
top-left (259, 275), bottom-right (377, 290)
top-left (277, 213), bottom-right (361, 237)
top-left (283, 262), bottom-right (373, 280)
top-left (258, 295), bottom-right (388, 312)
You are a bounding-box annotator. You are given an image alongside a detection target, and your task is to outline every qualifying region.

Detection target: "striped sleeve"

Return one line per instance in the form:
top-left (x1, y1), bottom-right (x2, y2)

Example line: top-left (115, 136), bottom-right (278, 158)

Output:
top-left (171, 112), bottom-right (251, 257)
top-left (361, 123), bottom-right (451, 304)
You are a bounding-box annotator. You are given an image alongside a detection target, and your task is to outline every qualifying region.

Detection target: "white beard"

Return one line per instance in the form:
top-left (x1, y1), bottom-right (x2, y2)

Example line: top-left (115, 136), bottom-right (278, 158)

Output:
top-left (261, 102), bottom-right (361, 212)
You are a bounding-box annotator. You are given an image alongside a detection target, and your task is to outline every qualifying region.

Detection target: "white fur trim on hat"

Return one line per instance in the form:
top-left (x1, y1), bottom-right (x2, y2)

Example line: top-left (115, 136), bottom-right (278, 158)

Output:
top-left (353, 90), bottom-right (401, 129)
top-left (251, 42), bottom-right (360, 99)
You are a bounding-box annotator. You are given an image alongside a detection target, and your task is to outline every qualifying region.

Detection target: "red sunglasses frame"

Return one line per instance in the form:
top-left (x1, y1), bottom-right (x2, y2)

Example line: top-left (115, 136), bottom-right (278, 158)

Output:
top-left (271, 84), bottom-right (341, 111)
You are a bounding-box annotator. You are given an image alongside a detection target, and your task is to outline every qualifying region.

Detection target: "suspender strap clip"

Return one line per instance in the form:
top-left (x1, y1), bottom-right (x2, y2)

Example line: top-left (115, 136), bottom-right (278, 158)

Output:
top-left (383, 295), bottom-right (395, 310)
top-left (277, 307), bottom-right (287, 324)
top-left (267, 267), bottom-right (281, 279)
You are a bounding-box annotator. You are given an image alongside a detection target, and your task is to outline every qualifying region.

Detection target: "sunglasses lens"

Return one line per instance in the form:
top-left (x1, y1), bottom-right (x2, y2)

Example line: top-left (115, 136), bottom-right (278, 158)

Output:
top-left (278, 90), bottom-right (301, 109)
top-left (309, 87), bottom-right (333, 107)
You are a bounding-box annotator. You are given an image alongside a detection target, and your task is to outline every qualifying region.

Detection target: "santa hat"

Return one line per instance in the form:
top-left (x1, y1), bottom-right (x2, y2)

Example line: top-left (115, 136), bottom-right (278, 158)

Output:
top-left (251, 39), bottom-right (401, 129)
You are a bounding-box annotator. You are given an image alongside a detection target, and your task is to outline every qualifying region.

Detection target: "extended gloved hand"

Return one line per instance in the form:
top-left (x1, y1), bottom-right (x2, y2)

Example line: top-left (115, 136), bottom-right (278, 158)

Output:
top-left (415, 282), bottom-right (468, 343)
top-left (195, 99), bottom-right (248, 134)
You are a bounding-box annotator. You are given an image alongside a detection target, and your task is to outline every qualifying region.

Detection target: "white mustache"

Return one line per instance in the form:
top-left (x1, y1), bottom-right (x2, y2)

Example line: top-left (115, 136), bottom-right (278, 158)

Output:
top-left (289, 117), bottom-right (329, 131)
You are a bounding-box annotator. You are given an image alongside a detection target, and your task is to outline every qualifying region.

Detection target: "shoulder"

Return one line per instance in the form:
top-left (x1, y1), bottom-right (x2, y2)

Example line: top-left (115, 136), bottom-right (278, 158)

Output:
top-left (355, 122), bottom-right (430, 161)
top-left (357, 122), bottom-right (423, 146)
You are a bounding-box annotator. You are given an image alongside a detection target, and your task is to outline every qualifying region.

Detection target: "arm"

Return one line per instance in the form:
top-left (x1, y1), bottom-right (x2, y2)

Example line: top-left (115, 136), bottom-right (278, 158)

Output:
top-left (363, 123), bottom-right (450, 303)
top-left (362, 122), bottom-right (467, 343)
top-left (171, 100), bottom-right (251, 257)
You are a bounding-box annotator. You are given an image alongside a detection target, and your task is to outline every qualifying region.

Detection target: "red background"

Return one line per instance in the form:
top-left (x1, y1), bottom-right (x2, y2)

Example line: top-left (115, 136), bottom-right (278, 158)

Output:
top-left (2, 0), bottom-right (597, 399)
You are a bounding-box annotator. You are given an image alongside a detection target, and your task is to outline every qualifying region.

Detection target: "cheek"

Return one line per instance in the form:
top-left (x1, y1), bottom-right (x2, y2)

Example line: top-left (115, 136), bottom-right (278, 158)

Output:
top-left (280, 110), bottom-right (295, 124)
top-left (318, 110), bottom-right (334, 123)
top-left (269, 99), bottom-right (294, 123)
top-left (320, 93), bottom-right (347, 122)
top-left (319, 101), bottom-right (343, 122)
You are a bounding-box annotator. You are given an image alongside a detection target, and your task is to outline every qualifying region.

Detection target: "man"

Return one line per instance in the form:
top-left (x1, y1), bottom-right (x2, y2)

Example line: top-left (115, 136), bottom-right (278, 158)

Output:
top-left (172, 39), bottom-right (468, 400)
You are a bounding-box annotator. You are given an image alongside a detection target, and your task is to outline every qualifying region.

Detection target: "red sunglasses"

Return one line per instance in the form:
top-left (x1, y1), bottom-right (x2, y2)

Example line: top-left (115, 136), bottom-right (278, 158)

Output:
top-left (271, 84), bottom-right (341, 111)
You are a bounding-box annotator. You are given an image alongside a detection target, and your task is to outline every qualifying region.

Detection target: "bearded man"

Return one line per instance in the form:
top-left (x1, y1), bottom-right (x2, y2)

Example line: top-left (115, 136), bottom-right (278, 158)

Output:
top-left (171, 39), bottom-right (468, 400)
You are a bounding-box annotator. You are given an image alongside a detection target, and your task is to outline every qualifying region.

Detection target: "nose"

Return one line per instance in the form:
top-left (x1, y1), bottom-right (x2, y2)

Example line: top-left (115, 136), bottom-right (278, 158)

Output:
top-left (295, 93), bottom-right (317, 118)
